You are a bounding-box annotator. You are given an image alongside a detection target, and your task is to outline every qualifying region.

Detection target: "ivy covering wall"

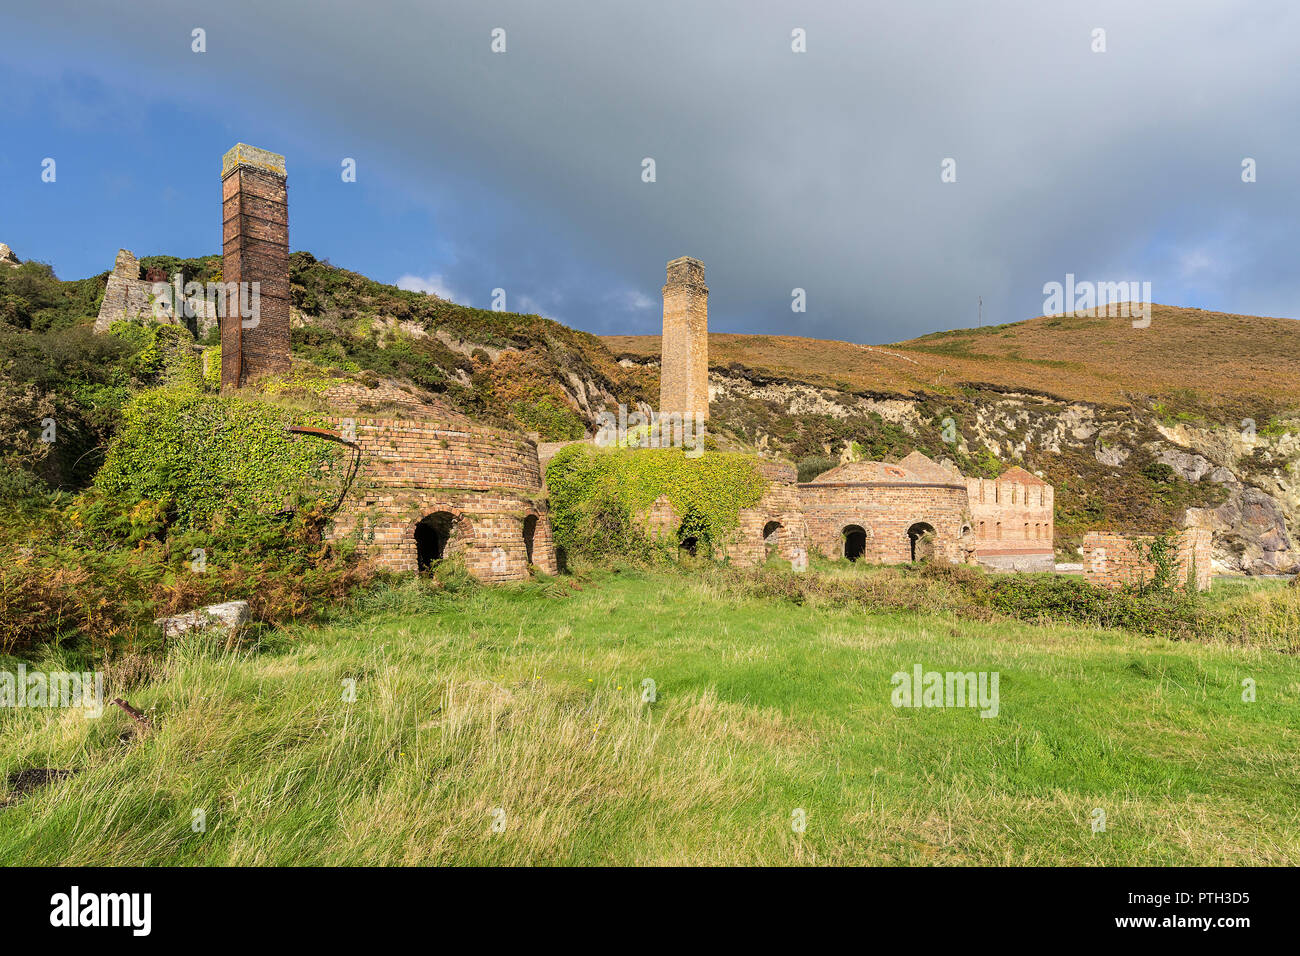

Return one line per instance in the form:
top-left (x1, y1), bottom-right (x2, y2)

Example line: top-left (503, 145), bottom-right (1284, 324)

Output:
top-left (545, 444), bottom-right (767, 555)
top-left (94, 387), bottom-right (342, 527)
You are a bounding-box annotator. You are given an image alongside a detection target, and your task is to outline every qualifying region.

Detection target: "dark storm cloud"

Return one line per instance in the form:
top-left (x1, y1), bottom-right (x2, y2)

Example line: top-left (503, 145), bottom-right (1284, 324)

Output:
top-left (8, 0), bottom-right (1300, 340)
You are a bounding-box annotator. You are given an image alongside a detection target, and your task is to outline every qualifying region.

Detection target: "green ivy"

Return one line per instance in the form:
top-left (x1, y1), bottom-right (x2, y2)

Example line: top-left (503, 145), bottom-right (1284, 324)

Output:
top-left (545, 444), bottom-right (767, 555)
top-left (93, 387), bottom-right (342, 527)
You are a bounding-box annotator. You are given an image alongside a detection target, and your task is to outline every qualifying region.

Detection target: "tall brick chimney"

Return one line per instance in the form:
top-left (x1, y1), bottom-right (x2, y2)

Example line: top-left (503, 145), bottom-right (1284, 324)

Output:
top-left (660, 256), bottom-right (709, 421)
top-left (221, 143), bottom-right (290, 390)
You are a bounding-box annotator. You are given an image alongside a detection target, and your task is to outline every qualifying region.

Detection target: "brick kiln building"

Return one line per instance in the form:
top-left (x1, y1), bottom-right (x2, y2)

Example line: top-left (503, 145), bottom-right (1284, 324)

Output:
top-left (643, 257), bottom-right (1057, 570)
top-left (213, 144), bottom-right (558, 582)
top-left (324, 418), bottom-right (558, 581)
top-left (798, 452), bottom-right (974, 564)
top-left (635, 444), bottom-right (1055, 571)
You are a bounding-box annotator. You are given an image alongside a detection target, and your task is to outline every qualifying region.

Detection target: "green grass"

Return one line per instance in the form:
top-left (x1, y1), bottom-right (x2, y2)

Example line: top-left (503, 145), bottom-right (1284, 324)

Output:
top-left (2, 568), bottom-right (1297, 865)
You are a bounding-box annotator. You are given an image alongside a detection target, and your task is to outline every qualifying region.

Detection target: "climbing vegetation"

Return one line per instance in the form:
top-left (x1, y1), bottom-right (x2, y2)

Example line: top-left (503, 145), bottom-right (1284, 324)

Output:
top-left (545, 444), bottom-right (767, 557)
top-left (93, 386), bottom-right (343, 528)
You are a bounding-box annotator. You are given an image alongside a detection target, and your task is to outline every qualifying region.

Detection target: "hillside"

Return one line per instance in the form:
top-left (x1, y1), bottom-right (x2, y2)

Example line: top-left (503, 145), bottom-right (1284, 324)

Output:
top-left (605, 309), bottom-right (1300, 573)
top-left (2, 246), bottom-right (1297, 573)
top-left (604, 305), bottom-right (1300, 421)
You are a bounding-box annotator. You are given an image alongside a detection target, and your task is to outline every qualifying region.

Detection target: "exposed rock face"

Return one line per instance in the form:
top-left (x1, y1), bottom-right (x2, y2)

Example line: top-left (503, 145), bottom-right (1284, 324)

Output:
top-left (0, 243), bottom-right (19, 266)
top-left (1095, 443), bottom-right (1129, 467)
top-left (1188, 487), bottom-right (1297, 574)
top-left (1157, 447), bottom-right (1214, 482)
top-left (154, 600), bottom-right (250, 640)
top-left (697, 365), bottom-right (1299, 575)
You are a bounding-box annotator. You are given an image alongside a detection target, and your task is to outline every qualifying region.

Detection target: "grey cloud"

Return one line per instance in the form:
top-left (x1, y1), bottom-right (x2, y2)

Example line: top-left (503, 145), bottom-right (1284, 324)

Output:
top-left (11, 0), bottom-right (1300, 339)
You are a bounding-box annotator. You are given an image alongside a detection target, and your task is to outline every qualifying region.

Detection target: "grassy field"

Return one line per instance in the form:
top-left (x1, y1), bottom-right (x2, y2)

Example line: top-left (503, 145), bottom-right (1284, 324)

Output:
top-left (2, 567), bottom-right (1297, 866)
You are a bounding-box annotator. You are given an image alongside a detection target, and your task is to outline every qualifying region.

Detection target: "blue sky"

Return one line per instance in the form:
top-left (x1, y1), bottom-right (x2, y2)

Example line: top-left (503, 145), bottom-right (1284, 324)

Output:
top-left (4, 0), bottom-right (1300, 343)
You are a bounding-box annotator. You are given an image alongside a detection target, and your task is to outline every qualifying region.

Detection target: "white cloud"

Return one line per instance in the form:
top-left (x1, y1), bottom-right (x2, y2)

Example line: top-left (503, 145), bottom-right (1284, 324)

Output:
top-left (396, 273), bottom-right (459, 302)
top-left (610, 289), bottom-right (655, 312)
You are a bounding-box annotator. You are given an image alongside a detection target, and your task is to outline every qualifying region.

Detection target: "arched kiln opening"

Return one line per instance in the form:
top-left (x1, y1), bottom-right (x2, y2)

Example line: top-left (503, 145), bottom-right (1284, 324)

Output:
top-left (415, 511), bottom-right (455, 571)
top-left (908, 521), bottom-right (937, 563)
top-left (523, 514), bottom-right (538, 565)
top-left (843, 525), bottom-right (867, 561)
top-left (763, 520), bottom-right (782, 555)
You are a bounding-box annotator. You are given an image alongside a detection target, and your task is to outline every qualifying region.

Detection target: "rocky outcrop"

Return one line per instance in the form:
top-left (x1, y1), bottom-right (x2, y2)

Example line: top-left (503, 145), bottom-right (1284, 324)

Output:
top-left (1187, 486), bottom-right (1296, 574)
top-left (0, 243), bottom-right (19, 266)
top-left (700, 365), bottom-right (1299, 575)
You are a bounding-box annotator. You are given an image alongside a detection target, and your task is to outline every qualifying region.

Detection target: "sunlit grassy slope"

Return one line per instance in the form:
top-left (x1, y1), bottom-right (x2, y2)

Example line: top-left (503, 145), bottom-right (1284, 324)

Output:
top-left (2, 569), bottom-right (1297, 865)
top-left (605, 306), bottom-right (1300, 415)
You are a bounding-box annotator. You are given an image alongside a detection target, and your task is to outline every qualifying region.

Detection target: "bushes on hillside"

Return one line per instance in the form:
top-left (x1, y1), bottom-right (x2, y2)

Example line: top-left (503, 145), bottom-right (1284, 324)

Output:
top-left (0, 502), bottom-right (373, 657)
top-left (0, 388), bottom-right (366, 657)
top-left (725, 560), bottom-right (1296, 645)
top-left (0, 260), bottom-right (104, 332)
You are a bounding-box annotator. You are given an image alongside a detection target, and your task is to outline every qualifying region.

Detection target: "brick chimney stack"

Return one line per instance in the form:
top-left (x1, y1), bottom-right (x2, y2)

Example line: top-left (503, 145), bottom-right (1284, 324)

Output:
top-left (221, 143), bottom-right (290, 390)
top-left (660, 256), bottom-right (709, 421)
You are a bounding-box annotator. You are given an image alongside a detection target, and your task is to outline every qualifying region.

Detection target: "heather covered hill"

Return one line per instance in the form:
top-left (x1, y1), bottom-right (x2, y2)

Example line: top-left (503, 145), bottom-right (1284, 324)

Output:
top-left (604, 305), bottom-right (1300, 422)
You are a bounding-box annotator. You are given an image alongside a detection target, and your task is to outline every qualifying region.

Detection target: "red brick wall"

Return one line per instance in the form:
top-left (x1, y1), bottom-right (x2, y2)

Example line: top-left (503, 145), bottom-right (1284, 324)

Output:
top-left (798, 480), bottom-right (970, 563)
top-left (727, 461), bottom-right (809, 567)
top-left (221, 149), bottom-right (290, 389)
top-left (967, 477), bottom-right (1055, 571)
top-left (325, 417), bottom-right (557, 581)
top-left (1081, 529), bottom-right (1211, 591)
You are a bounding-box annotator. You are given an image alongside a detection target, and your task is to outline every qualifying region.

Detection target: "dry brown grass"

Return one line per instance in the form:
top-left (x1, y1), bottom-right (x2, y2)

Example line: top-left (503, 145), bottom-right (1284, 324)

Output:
top-left (604, 305), bottom-right (1300, 415)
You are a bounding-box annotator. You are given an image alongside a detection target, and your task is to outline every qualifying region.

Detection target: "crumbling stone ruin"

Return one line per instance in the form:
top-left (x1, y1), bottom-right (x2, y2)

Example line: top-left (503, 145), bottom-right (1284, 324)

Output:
top-left (93, 248), bottom-right (217, 336)
top-left (1082, 529), bottom-right (1212, 591)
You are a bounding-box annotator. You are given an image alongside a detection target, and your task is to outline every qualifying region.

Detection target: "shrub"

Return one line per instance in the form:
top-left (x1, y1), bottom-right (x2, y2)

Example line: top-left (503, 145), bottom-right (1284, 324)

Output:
top-left (796, 455), bottom-right (837, 483)
top-left (546, 444), bottom-right (767, 557)
top-left (93, 387), bottom-right (343, 528)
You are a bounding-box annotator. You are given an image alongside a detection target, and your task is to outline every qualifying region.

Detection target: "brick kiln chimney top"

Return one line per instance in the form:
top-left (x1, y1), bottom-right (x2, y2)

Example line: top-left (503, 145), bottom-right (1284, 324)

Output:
top-left (221, 143), bottom-right (286, 179)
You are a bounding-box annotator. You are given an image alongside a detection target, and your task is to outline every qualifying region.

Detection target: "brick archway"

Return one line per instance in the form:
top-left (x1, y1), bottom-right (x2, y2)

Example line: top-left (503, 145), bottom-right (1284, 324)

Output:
top-left (408, 509), bottom-right (473, 571)
top-left (908, 521), bottom-right (937, 563)
top-left (523, 513), bottom-right (538, 564)
top-left (763, 520), bottom-right (782, 556)
top-left (843, 524), bottom-right (867, 561)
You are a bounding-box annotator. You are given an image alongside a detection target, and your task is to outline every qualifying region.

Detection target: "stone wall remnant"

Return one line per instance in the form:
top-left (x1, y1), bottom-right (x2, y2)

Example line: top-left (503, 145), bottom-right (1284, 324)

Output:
top-left (1081, 529), bottom-right (1211, 591)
